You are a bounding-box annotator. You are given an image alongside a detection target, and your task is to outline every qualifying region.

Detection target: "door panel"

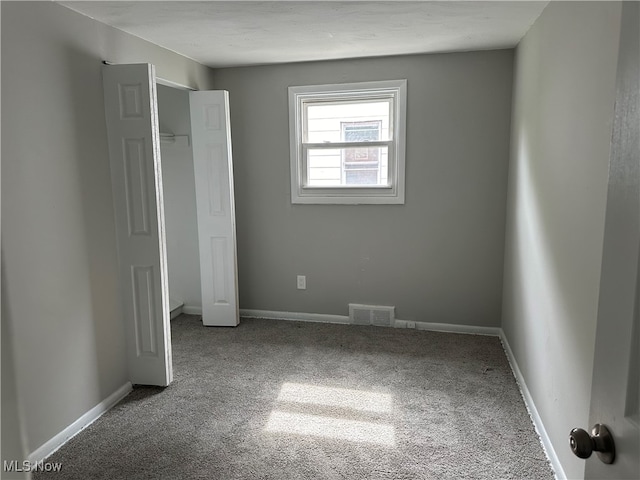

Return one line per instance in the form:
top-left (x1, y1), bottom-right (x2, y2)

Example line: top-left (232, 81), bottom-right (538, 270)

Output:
top-left (189, 91), bottom-right (239, 327)
top-left (102, 63), bottom-right (172, 386)
top-left (586, 3), bottom-right (639, 478)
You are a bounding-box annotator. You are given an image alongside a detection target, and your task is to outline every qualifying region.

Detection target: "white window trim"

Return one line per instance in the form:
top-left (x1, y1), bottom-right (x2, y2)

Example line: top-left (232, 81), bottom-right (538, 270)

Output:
top-left (288, 80), bottom-right (407, 205)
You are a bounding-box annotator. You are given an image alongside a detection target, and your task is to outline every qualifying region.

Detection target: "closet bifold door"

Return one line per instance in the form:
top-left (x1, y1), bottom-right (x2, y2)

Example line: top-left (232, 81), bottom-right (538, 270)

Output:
top-left (102, 63), bottom-right (173, 386)
top-left (189, 91), bottom-right (239, 327)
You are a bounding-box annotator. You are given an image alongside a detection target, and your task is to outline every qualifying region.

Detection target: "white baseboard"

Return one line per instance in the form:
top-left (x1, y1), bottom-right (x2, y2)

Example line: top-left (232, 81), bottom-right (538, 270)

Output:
top-left (409, 320), bottom-right (500, 336)
top-left (499, 331), bottom-right (565, 480)
top-left (240, 309), bottom-right (350, 325)
top-left (170, 305), bottom-right (183, 320)
top-left (28, 382), bottom-right (132, 463)
top-left (240, 309), bottom-right (500, 336)
top-left (182, 305), bottom-right (202, 315)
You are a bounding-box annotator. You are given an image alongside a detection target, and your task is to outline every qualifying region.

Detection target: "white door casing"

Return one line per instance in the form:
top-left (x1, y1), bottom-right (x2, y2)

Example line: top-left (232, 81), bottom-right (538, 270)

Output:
top-left (102, 63), bottom-right (173, 386)
top-left (189, 91), bottom-right (240, 327)
top-left (586, 3), bottom-right (639, 478)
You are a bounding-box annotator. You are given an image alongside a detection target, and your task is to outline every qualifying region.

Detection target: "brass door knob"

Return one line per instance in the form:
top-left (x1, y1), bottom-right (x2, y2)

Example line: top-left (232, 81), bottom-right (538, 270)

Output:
top-left (569, 424), bottom-right (615, 464)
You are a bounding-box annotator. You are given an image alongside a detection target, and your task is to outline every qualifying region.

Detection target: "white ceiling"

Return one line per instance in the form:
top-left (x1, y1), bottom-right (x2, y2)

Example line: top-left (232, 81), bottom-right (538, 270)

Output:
top-left (60, 1), bottom-right (548, 68)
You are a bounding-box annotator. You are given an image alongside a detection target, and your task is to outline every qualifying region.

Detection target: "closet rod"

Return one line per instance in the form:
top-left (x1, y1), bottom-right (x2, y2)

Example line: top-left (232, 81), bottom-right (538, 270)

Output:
top-left (160, 133), bottom-right (190, 146)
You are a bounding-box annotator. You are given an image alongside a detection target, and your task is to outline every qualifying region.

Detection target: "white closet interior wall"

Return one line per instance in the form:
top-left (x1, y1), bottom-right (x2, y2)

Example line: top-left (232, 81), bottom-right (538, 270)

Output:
top-left (157, 84), bottom-right (203, 316)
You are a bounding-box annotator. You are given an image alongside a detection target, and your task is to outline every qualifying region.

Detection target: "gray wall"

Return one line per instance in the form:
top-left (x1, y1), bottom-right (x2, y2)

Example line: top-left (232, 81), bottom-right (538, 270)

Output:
top-left (212, 50), bottom-right (513, 326)
top-left (1, 1), bottom-right (213, 455)
top-left (2, 259), bottom-right (30, 479)
top-left (502, 2), bottom-right (622, 479)
top-left (157, 85), bottom-right (202, 312)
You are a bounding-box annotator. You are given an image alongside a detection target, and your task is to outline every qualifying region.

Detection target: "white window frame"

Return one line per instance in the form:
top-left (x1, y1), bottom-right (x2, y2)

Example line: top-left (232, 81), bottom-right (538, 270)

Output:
top-left (288, 80), bottom-right (407, 204)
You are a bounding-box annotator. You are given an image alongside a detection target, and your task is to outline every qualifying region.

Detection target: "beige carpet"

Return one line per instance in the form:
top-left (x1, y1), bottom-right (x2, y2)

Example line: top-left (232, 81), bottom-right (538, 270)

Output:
top-left (35, 315), bottom-right (554, 479)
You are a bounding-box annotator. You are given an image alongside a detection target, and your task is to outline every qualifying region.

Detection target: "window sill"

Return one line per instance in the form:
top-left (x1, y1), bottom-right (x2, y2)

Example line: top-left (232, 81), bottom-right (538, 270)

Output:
top-left (303, 184), bottom-right (393, 190)
top-left (292, 189), bottom-right (404, 205)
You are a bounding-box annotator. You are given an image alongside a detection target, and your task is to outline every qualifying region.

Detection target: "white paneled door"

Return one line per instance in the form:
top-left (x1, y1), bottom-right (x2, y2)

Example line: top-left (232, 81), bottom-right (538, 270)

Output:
top-left (102, 64), bottom-right (172, 386)
top-left (585, 3), bottom-right (639, 478)
top-left (102, 65), bottom-right (239, 383)
top-left (189, 91), bottom-right (240, 327)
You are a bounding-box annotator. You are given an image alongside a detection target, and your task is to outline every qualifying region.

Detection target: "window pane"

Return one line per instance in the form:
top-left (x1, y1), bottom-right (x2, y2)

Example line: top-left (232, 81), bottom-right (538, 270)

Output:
top-left (305, 101), bottom-right (390, 143)
top-left (345, 170), bottom-right (379, 185)
top-left (343, 122), bottom-right (380, 142)
top-left (306, 146), bottom-right (388, 187)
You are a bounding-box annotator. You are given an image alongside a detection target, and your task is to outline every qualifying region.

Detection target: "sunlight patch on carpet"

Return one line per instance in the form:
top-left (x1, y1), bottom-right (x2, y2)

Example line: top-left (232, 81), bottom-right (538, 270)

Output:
top-left (265, 411), bottom-right (395, 445)
top-left (277, 382), bottom-right (393, 413)
top-left (265, 383), bottom-right (395, 445)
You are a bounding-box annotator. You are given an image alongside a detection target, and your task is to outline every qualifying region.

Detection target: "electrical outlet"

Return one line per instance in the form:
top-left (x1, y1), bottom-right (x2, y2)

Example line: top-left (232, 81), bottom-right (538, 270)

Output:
top-left (297, 275), bottom-right (306, 290)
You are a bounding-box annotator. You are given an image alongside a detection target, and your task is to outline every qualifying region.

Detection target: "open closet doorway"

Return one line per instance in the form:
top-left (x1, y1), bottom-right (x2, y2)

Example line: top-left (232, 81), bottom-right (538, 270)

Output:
top-left (157, 83), bottom-right (241, 326)
top-left (156, 84), bottom-right (202, 321)
top-left (102, 64), bottom-right (239, 387)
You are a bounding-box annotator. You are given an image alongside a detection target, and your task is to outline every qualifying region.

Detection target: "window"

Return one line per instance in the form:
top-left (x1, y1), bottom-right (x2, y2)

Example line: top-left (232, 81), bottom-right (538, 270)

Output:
top-left (342, 121), bottom-right (382, 185)
top-left (289, 80), bottom-right (407, 204)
